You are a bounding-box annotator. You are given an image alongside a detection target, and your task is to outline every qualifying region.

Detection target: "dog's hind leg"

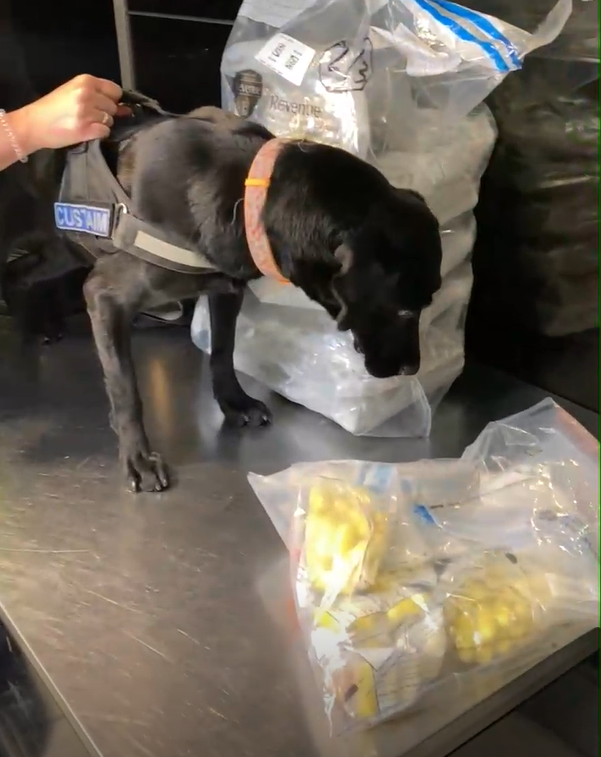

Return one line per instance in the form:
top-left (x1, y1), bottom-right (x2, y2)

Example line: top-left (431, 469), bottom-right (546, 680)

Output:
top-left (208, 291), bottom-right (272, 427)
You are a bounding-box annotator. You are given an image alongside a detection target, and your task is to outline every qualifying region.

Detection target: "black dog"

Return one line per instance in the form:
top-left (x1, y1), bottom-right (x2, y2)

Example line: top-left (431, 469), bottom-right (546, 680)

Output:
top-left (13, 98), bottom-right (443, 493)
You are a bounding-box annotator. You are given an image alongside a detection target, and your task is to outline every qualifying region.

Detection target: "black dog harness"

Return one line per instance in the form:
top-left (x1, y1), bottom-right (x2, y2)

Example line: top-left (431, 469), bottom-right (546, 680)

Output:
top-left (55, 139), bottom-right (216, 275)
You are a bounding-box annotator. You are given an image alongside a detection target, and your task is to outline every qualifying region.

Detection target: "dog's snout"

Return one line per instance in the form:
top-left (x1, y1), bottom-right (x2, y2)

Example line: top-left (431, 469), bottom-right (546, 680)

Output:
top-left (366, 361), bottom-right (420, 379)
top-left (397, 362), bottom-right (420, 377)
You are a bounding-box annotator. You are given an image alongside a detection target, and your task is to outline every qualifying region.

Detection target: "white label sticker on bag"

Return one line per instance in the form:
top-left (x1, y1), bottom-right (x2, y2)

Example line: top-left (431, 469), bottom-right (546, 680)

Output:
top-left (255, 33), bottom-right (316, 86)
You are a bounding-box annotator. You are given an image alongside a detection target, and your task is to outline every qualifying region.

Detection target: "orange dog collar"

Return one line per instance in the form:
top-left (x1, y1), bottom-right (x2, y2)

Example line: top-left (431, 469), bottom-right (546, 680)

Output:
top-left (244, 138), bottom-right (289, 284)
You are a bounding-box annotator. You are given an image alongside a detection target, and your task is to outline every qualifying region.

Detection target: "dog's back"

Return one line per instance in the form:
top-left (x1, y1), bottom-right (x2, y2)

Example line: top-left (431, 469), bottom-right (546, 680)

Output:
top-left (113, 108), bottom-right (273, 279)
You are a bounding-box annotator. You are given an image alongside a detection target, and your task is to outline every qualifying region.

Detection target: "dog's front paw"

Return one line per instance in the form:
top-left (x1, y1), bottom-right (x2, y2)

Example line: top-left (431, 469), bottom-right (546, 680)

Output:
top-left (220, 397), bottom-right (272, 428)
top-left (124, 449), bottom-right (170, 493)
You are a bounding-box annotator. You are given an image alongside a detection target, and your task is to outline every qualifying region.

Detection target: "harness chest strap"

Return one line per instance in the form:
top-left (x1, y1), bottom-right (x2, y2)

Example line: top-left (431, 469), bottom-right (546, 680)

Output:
top-left (244, 138), bottom-right (290, 284)
top-left (112, 210), bottom-right (216, 272)
top-left (55, 140), bottom-right (216, 275)
top-left (56, 136), bottom-right (291, 280)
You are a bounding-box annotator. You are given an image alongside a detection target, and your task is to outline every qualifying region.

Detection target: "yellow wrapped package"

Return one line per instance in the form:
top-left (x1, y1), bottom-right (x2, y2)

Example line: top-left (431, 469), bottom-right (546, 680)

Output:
top-left (443, 551), bottom-right (554, 666)
top-left (315, 569), bottom-right (433, 642)
top-left (323, 598), bottom-right (447, 722)
top-left (301, 479), bottom-right (446, 725)
top-left (301, 475), bottom-right (430, 597)
top-left (302, 478), bottom-right (390, 597)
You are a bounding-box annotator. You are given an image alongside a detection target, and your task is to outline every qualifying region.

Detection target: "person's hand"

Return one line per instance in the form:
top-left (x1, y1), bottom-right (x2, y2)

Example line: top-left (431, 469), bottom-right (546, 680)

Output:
top-left (10, 74), bottom-right (131, 155)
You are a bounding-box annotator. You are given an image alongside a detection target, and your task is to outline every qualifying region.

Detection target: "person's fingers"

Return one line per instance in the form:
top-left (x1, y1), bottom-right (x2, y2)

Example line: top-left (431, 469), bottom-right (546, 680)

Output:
top-left (116, 103), bottom-right (133, 118)
top-left (81, 122), bottom-right (111, 142)
top-left (88, 108), bottom-right (114, 129)
top-left (94, 77), bottom-right (123, 103)
top-left (91, 93), bottom-right (119, 117)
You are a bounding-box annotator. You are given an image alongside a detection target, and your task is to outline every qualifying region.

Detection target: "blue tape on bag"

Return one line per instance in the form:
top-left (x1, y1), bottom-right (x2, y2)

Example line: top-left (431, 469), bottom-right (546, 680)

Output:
top-left (412, 0), bottom-right (511, 72)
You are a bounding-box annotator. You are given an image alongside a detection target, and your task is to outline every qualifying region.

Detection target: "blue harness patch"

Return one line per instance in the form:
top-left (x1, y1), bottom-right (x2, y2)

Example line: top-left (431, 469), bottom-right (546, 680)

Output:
top-left (54, 202), bottom-right (113, 238)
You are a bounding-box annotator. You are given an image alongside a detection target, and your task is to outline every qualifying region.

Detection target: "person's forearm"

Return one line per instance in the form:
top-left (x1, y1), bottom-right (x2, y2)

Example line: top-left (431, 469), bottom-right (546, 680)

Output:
top-left (0, 108), bottom-right (35, 171)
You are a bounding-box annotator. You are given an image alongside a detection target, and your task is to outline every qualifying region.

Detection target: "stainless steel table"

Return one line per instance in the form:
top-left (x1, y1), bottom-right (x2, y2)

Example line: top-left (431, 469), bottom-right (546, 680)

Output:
top-left (0, 324), bottom-right (597, 757)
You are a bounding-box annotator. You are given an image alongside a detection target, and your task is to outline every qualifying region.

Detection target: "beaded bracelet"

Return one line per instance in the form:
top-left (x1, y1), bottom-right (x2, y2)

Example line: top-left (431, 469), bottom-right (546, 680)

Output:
top-left (0, 109), bottom-right (28, 163)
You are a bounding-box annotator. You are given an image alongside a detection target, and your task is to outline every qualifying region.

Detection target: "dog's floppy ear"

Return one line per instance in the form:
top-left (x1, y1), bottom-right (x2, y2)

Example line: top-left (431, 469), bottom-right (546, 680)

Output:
top-left (334, 243), bottom-right (353, 275)
top-left (405, 189), bottom-right (426, 203)
top-left (396, 187), bottom-right (427, 206)
top-left (331, 243), bottom-right (354, 330)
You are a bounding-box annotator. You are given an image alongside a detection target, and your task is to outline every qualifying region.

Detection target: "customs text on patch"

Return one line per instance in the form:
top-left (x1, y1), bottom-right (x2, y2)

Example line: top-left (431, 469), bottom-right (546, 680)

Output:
top-left (54, 202), bottom-right (113, 238)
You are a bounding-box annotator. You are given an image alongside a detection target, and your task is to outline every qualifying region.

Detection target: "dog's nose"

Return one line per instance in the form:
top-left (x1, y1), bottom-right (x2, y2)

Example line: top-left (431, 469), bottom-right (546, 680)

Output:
top-left (398, 362), bottom-right (420, 377)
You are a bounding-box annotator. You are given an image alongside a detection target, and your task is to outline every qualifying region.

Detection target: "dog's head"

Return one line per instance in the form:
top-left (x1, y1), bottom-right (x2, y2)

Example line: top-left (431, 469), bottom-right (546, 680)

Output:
top-left (302, 188), bottom-right (442, 379)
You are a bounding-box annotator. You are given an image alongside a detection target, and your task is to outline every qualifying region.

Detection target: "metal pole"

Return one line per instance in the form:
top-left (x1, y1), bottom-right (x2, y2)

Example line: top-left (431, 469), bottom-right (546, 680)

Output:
top-left (112, 0), bottom-right (136, 90)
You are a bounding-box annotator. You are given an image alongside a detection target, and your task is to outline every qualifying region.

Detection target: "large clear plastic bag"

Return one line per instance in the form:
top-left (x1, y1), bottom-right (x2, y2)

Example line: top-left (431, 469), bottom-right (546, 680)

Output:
top-left (222, 0), bottom-right (571, 158)
top-left (191, 262), bottom-right (472, 437)
top-left (376, 106), bottom-right (497, 221)
top-left (248, 400), bottom-right (599, 731)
